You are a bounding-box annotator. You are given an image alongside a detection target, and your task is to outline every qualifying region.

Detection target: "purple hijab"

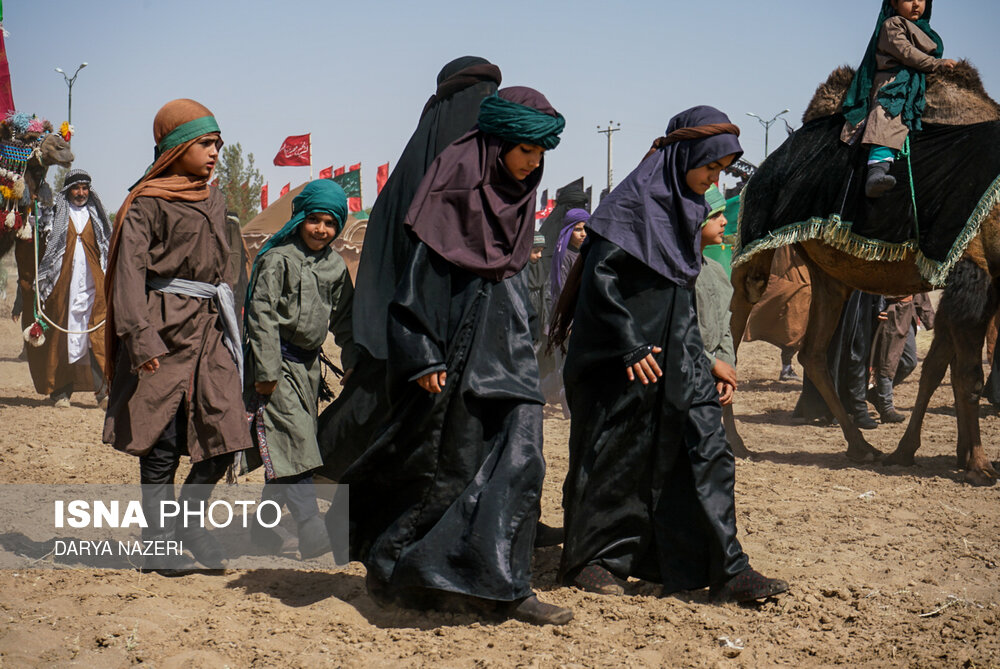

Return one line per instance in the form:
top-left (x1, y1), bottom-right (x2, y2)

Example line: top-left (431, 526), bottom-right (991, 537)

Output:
top-left (585, 105), bottom-right (743, 288)
top-left (405, 86), bottom-right (560, 282)
top-left (550, 207), bottom-right (590, 300)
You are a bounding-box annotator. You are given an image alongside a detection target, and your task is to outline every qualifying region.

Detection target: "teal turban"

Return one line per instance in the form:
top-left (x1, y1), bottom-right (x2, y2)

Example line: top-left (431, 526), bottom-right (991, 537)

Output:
top-left (478, 93), bottom-right (566, 150)
top-left (256, 179), bottom-right (349, 261)
top-left (702, 184), bottom-right (727, 225)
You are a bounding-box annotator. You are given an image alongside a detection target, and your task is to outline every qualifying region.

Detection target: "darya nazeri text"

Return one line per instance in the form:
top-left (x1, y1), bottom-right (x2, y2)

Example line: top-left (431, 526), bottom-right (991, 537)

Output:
top-left (53, 540), bottom-right (183, 556)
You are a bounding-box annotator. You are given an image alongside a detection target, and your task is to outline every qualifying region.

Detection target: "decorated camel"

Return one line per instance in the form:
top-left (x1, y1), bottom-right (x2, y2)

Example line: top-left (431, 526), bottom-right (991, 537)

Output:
top-left (0, 114), bottom-right (74, 328)
top-left (730, 61), bottom-right (1000, 486)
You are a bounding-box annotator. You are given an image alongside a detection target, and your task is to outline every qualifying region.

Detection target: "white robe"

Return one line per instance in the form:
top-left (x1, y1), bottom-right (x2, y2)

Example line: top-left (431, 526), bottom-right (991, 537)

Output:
top-left (66, 204), bottom-right (96, 364)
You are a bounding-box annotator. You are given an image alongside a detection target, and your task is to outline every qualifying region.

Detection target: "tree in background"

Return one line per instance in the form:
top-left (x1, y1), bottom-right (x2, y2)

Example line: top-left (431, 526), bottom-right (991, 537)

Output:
top-left (216, 142), bottom-right (264, 226)
top-left (51, 165), bottom-right (69, 192)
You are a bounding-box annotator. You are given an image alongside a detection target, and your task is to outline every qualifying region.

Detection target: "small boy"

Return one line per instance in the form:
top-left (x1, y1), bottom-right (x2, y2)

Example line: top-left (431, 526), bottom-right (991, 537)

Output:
top-left (695, 185), bottom-right (737, 405)
top-left (841, 0), bottom-right (956, 198)
top-left (104, 99), bottom-right (251, 574)
top-left (243, 179), bottom-right (357, 559)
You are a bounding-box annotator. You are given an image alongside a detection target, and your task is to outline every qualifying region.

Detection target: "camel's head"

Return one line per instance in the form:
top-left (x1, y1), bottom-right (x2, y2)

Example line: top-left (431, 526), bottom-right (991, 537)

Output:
top-left (36, 132), bottom-right (74, 168)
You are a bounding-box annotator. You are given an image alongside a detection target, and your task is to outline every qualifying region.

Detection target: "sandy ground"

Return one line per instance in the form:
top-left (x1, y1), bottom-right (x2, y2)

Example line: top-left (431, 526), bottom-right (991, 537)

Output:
top-left (0, 257), bottom-right (998, 667)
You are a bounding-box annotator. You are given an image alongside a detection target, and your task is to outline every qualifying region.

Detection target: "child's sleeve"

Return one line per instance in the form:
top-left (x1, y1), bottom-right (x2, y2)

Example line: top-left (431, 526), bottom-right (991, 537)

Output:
top-left (246, 253), bottom-right (284, 384)
top-left (328, 268), bottom-right (358, 371)
top-left (113, 198), bottom-right (169, 370)
top-left (882, 17), bottom-right (944, 73)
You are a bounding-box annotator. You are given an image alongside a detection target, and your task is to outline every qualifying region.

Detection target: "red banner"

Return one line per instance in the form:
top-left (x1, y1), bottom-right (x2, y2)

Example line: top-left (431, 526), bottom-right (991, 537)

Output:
top-left (273, 134), bottom-right (311, 166)
top-left (279, 183), bottom-right (290, 198)
top-left (376, 162), bottom-right (389, 195)
top-left (0, 31), bottom-right (13, 119)
top-left (349, 163), bottom-right (361, 172)
top-left (534, 199), bottom-right (556, 220)
top-left (334, 166), bottom-right (345, 177)
top-left (260, 184), bottom-right (268, 210)
top-left (347, 197), bottom-right (362, 213)
top-left (319, 165), bottom-right (333, 180)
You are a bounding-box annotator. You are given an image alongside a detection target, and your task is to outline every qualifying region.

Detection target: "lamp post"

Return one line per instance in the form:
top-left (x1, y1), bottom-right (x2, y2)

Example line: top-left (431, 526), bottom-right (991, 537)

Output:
top-left (54, 62), bottom-right (87, 126)
top-left (746, 109), bottom-right (789, 158)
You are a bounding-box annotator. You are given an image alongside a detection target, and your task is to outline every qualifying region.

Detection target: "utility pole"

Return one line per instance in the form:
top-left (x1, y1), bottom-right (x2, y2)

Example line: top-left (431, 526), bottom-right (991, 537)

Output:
top-left (597, 121), bottom-right (621, 192)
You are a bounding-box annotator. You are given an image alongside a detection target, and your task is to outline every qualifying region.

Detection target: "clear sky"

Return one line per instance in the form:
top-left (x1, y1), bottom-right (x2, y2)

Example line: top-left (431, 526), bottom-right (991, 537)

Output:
top-left (7, 0), bottom-right (999, 213)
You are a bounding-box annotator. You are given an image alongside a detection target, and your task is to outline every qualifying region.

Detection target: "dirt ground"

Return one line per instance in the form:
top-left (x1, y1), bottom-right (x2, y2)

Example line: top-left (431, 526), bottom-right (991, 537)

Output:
top-left (0, 258), bottom-right (998, 668)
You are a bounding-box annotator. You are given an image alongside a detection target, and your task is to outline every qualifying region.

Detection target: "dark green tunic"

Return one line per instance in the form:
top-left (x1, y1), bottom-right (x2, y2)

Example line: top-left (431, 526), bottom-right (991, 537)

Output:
top-left (244, 238), bottom-right (357, 478)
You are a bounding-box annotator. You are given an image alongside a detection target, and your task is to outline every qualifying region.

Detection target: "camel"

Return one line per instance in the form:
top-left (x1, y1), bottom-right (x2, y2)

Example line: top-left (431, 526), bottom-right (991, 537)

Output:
top-left (0, 124), bottom-right (74, 328)
top-left (730, 61), bottom-right (1000, 486)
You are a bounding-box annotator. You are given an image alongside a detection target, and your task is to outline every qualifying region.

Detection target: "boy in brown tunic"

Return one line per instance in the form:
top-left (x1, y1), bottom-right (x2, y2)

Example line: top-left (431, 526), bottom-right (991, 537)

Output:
top-left (840, 0), bottom-right (956, 197)
top-left (103, 99), bottom-right (250, 573)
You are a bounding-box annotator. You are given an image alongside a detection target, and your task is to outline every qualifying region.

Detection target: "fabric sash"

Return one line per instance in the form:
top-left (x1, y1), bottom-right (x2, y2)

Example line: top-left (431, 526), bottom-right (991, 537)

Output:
top-left (280, 339), bottom-right (321, 365)
top-left (145, 276), bottom-right (243, 379)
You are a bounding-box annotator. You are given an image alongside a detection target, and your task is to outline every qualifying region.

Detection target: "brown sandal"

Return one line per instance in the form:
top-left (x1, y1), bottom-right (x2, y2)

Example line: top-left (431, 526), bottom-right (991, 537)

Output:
top-left (572, 564), bottom-right (625, 595)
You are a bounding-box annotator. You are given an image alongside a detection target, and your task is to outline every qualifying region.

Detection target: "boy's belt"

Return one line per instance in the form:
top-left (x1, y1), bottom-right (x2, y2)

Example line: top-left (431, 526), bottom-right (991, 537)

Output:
top-left (145, 276), bottom-right (243, 379)
top-left (280, 339), bottom-right (320, 365)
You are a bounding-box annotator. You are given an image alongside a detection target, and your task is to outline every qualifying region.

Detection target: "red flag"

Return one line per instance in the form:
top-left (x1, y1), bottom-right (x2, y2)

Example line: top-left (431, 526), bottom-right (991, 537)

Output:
top-left (273, 134), bottom-right (311, 166)
top-left (334, 166), bottom-right (345, 177)
top-left (0, 31), bottom-right (14, 118)
top-left (261, 184), bottom-right (268, 210)
top-left (534, 199), bottom-right (556, 220)
top-left (280, 183), bottom-right (290, 197)
top-left (319, 165), bottom-right (333, 180)
top-left (347, 197), bottom-right (362, 213)
top-left (376, 162), bottom-right (389, 195)
top-left (349, 163), bottom-right (361, 172)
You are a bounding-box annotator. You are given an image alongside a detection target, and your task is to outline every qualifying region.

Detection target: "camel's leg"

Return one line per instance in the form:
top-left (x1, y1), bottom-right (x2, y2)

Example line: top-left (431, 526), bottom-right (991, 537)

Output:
top-left (798, 269), bottom-right (882, 462)
top-left (885, 326), bottom-right (954, 466)
top-left (722, 403), bottom-right (750, 458)
top-left (13, 237), bottom-right (36, 330)
top-left (949, 319), bottom-right (999, 486)
top-left (726, 249), bottom-right (775, 459)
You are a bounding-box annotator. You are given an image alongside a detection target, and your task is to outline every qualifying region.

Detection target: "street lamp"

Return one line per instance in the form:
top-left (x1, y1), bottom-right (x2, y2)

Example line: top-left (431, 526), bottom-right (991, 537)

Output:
top-left (746, 109), bottom-right (790, 158)
top-left (54, 62), bottom-right (87, 126)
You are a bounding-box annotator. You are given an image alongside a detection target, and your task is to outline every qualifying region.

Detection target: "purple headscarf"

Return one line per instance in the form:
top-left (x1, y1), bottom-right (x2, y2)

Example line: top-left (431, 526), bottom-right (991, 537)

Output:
top-left (550, 207), bottom-right (590, 300)
top-left (405, 86), bottom-right (561, 282)
top-left (585, 105), bottom-right (742, 288)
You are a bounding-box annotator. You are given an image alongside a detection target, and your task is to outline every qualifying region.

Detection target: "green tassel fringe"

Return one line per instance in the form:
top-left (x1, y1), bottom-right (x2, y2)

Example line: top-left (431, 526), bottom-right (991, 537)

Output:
top-left (732, 173), bottom-right (1000, 288)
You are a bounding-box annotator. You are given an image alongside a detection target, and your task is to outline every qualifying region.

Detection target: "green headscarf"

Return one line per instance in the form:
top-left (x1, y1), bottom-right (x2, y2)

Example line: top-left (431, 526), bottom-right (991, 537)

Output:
top-left (702, 184), bottom-right (727, 225)
top-left (245, 179), bottom-right (349, 312)
top-left (477, 93), bottom-right (566, 149)
top-left (842, 0), bottom-right (943, 134)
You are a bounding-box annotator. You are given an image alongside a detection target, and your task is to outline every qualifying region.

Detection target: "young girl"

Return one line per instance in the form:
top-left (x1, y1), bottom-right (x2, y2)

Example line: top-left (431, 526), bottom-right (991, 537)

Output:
top-left (340, 87), bottom-right (572, 625)
top-left (552, 106), bottom-right (787, 602)
top-left (243, 179), bottom-right (357, 559)
top-left (840, 0), bottom-right (956, 198)
top-left (550, 207), bottom-right (589, 304)
top-left (103, 99), bottom-right (251, 572)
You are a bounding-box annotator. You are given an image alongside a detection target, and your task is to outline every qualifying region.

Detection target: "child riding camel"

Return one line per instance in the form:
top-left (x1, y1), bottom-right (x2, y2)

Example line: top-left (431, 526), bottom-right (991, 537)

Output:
top-left (840, 0), bottom-right (956, 198)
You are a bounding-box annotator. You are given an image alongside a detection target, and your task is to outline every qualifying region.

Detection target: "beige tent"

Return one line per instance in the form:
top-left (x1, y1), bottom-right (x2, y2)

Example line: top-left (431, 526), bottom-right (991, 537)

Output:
top-left (242, 181), bottom-right (368, 281)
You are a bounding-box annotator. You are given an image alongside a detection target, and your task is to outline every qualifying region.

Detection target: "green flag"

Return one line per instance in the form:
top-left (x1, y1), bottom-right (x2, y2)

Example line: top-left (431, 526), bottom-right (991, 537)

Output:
top-left (333, 169), bottom-right (360, 198)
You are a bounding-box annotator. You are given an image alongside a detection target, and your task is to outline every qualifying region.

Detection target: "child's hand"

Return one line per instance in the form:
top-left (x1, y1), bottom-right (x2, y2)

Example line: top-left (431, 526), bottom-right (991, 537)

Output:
top-left (939, 59), bottom-right (958, 69)
top-left (711, 359), bottom-right (738, 388)
top-left (626, 346), bottom-right (663, 384)
top-left (255, 380), bottom-right (278, 395)
top-left (716, 381), bottom-right (735, 405)
top-left (417, 370), bottom-right (447, 393)
top-left (140, 357), bottom-right (160, 374)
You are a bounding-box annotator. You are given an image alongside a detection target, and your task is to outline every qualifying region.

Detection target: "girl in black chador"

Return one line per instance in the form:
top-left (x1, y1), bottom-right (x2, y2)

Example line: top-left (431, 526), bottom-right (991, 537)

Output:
top-left (552, 106), bottom-right (788, 602)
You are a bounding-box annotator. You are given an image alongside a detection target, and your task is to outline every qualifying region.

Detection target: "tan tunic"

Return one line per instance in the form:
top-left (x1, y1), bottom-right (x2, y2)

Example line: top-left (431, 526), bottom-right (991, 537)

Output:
top-left (103, 189), bottom-right (251, 461)
top-left (841, 16), bottom-right (945, 150)
top-left (744, 246), bottom-right (811, 350)
top-left (25, 220), bottom-right (107, 395)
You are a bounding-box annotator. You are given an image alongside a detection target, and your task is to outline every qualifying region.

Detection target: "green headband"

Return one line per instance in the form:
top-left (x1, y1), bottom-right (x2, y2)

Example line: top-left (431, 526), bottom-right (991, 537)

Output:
top-left (155, 115), bottom-right (221, 156)
top-left (477, 95), bottom-right (565, 150)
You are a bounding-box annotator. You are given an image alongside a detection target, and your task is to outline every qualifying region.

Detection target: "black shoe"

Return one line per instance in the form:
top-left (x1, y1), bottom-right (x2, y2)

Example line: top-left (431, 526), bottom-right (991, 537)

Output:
top-left (249, 520), bottom-right (284, 554)
top-left (779, 364), bottom-right (801, 382)
top-left (710, 567), bottom-right (788, 603)
top-left (853, 413), bottom-right (878, 430)
top-left (296, 515), bottom-right (332, 560)
top-left (534, 521), bottom-right (564, 548)
top-left (865, 162), bottom-right (896, 198)
top-left (879, 408), bottom-right (906, 424)
top-left (178, 525), bottom-right (226, 569)
top-left (506, 594), bottom-right (574, 625)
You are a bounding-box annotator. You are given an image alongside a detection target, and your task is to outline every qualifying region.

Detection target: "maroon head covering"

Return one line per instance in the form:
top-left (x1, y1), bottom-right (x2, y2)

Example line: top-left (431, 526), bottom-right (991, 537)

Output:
top-left (404, 86), bottom-right (560, 282)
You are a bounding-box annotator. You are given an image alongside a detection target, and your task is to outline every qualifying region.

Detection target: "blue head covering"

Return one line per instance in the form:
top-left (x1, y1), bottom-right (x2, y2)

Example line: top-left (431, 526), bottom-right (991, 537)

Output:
top-left (550, 208), bottom-right (590, 299)
top-left (585, 105), bottom-right (742, 287)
